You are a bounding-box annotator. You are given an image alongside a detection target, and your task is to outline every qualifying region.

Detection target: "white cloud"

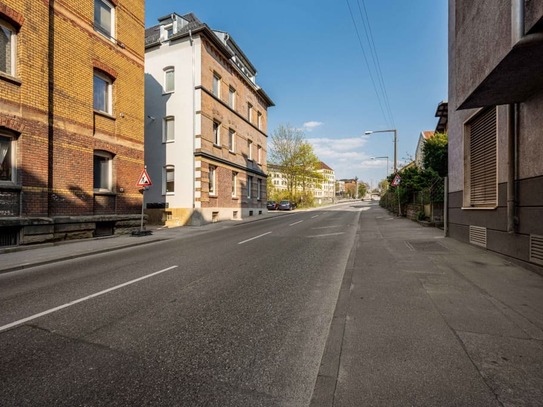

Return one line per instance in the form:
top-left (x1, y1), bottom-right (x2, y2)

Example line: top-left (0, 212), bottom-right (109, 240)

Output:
top-left (303, 121), bottom-right (324, 131)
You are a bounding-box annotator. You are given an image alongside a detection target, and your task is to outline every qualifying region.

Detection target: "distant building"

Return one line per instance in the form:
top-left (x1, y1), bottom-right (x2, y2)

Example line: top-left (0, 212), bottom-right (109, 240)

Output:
top-left (0, 0), bottom-right (145, 246)
top-left (144, 13), bottom-right (274, 226)
top-left (414, 131), bottom-right (435, 168)
top-left (314, 161), bottom-right (335, 204)
top-left (448, 0), bottom-right (543, 272)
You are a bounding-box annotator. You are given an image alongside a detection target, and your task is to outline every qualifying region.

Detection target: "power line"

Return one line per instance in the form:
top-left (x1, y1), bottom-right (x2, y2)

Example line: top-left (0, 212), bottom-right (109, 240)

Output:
top-left (345, 0), bottom-right (389, 127)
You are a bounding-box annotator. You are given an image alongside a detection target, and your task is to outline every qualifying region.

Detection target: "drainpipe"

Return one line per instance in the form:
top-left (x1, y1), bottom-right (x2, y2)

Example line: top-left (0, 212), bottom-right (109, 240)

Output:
top-left (190, 30), bottom-right (196, 210)
top-left (507, 0), bottom-right (524, 233)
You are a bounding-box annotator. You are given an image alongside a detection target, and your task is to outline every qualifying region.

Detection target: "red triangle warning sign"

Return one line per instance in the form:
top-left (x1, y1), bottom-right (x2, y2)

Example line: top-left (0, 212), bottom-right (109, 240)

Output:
top-left (136, 168), bottom-right (152, 187)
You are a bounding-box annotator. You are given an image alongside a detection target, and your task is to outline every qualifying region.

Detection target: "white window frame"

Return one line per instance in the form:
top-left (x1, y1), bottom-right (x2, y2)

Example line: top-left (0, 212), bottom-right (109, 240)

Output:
top-left (248, 139), bottom-right (253, 161)
top-left (257, 178), bottom-right (262, 200)
top-left (257, 145), bottom-right (262, 164)
top-left (209, 165), bottom-right (216, 196)
top-left (229, 86), bottom-right (236, 109)
top-left (94, 0), bottom-right (115, 40)
top-left (0, 132), bottom-right (16, 184)
top-left (228, 128), bottom-right (235, 152)
top-left (163, 116), bottom-right (174, 143)
top-left (164, 67), bottom-right (175, 93)
top-left (257, 111), bottom-right (262, 130)
top-left (232, 171), bottom-right (237, 197)
top-left (213, 121), bottom-right (221, 146)
top-left (247, 103), bottom-right (253, 122)
top-left (0, 19), bottom-right (16, 77)
top-left (93, 71), bottom-right (113, 114)
top-left (164, 165), bottom-right (175, 195)
top-left (247, 175), bottom-right (253, 198)
top-left (213, 73), bottom-right (221, 98)
top-left (93, 151), bottom-right (113, 192)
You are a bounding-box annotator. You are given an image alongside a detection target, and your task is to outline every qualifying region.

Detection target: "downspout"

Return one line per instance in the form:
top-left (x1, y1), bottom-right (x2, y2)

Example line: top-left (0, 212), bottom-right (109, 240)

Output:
top-left (190, 30), bottom-right (196, 209)
top-left (507, 0), bottom-right (524, 233)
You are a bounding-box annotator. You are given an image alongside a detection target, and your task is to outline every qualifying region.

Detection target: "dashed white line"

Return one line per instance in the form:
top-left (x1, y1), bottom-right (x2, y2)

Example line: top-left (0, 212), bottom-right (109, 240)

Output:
top-left (311, 215), bottom-right (319, 219)
top-left (307, 232), bottom-right (345, 238)
top-left (238, 232), bottom-right (272, 245)
top-left (289, 220), bottom-right (304, 226)
top-left (0, 265), bottom-right (179, 333)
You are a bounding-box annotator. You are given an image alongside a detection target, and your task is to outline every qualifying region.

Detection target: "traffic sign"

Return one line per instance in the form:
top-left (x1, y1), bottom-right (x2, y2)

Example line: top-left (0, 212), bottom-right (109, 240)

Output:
top-left (136, 168), bottom-right (152, 187)
top-left (391, 174), bottom-right (401, 187)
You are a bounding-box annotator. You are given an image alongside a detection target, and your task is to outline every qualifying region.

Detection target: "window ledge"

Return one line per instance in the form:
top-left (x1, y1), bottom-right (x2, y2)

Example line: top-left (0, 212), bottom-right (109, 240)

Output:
top-left (162, 91), bottom-right (174, 95)
top-left (0, 71), bottom-right (21, 86)
top-left (163, 140), bottom-right (175, 144)
top-left (232, 196), bottom-right (239, 200)
top-left (229, 150), bottom-right (235, 154)
top-left (461, 205), bottom-right (498, 210)
top-left (94, 110), bottom-right (116, 121)
top-left (213, 144), bottom-right (222, 149)
top-left (94, 190), bottom-right (116, 196)
top-left (0, 183), bottom-right (21, 190)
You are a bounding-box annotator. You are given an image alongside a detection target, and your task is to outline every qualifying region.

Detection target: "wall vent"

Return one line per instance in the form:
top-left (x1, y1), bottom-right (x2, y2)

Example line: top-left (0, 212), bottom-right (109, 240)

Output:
top-left (530, 234), bottom-right (543, 265)
top-left (0, 227), bottom-right (19, 247)
top-left (469, 226), bottom-right (487, 247)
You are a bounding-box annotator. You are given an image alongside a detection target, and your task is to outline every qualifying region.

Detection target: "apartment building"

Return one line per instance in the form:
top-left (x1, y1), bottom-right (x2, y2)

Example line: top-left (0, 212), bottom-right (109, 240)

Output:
top-left (448, 0), bottom-right (543, 272)
top-left (0, 0), bottom-right (145, 245)
top-left (144, 13), bottom-right (274, 226)
top-left (314, 162), bottom-right (335, 204)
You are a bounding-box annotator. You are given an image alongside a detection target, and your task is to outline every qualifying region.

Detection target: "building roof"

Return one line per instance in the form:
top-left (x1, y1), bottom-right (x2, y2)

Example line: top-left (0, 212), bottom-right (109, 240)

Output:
top-left (319, 161), bottom-right (334, 171)
top-left (421, 131), bottom-right (435, 141)
top-left (434, 101), bottom-right (448, 133)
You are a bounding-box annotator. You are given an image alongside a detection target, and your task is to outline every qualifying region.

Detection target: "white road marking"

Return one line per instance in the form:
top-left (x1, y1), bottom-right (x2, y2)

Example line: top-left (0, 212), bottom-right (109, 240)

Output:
top-left (289, 220), bottom-right (304, 226)
top-left (311, 215), bottom-right (319, 219)
top-left (0, 265), bottom-right (179, 333)
top-left (307, 232), bottom-right (345, 238)
top-left (238, 232), bottom-right (272, 245)
top-left (311, 225), bottom-right (343, 230)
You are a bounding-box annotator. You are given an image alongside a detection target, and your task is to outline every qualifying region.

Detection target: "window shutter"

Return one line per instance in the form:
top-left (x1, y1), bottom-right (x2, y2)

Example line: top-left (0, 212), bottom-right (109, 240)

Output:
top-left (469, 108), bottom-right (497, 207)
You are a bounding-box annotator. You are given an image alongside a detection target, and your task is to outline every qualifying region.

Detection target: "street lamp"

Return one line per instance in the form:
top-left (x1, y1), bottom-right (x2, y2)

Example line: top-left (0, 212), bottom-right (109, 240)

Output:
top-left (371, 156), bottom-right (389, 177)
top-left (365, 129), bottom-right (398, 173)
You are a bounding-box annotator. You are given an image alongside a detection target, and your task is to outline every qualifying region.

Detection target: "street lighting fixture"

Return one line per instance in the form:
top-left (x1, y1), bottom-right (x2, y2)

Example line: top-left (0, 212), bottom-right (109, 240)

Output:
top-left (365, 129), bottom-right (398, 173)
top-left (371, 156), bottom-right (389, 176)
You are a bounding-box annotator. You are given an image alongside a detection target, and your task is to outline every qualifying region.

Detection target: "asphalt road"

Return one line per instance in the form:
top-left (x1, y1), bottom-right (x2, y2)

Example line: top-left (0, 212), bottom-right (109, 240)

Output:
top-left (0, 203), bottom-right (362, 406)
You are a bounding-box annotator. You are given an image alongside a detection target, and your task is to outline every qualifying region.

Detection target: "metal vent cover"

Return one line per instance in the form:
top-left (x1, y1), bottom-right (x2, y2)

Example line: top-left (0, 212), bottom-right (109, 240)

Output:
top-left (530, 234), bottom-right (543, 265)
top-left (469, 226), bottom-right (487, 248)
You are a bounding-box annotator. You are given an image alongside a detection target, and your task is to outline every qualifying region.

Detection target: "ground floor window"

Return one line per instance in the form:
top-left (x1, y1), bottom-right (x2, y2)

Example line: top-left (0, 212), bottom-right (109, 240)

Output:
top-left (93, 151), bottom-right (113, 191)
top-left (164, 165), bottom-right (174, 194)
top-left (209, 165), bottom-right (216, 195)
top-left (0, 134), bottom-right (15, 182)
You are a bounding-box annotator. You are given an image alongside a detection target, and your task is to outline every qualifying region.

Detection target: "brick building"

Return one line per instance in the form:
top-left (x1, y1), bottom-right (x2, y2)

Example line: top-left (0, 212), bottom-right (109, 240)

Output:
top-left (0, 0), bottom-right (145, 245)
top-left (144, 13), bottom-right (274, 226)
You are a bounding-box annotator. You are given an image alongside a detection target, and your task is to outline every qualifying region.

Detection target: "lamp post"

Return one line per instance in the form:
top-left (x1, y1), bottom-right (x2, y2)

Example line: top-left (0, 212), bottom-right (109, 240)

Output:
top-left (371, 156), bottom-right (389, 178)
top-left (365, 129), bottom-right (398, 173)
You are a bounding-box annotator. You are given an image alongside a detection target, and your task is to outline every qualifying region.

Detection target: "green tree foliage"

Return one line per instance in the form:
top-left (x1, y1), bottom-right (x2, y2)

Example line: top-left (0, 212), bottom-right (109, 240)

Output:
top-left (269, 124), bottom-right (322, 206)
top-left (422, 132), bottom-right (448, 177)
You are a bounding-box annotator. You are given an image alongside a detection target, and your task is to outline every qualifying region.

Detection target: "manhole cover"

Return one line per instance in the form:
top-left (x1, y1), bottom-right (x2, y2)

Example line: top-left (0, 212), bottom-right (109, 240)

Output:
top-left (405, 240), bottom-right (449, 252)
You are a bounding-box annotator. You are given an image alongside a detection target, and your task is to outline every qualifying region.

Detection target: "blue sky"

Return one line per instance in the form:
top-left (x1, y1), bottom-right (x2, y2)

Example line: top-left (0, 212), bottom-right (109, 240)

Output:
top-left (145, 0), bottom-right (448, 186)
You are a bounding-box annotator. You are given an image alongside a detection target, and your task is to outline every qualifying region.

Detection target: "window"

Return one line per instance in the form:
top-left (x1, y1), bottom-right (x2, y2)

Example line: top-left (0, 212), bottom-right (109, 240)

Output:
top-left (213, 73), bottom-right (221, 97)
top-left (213, 121), bottom-right (220, 146)
top-left (247, 103), bottom-right (253, 122)
top-left (257, 145), bottom-right (262, 163)
top-left (94, 0), bottom-right (115, 39)
top-left (0, 20), bottom-right (16, 76)
top-left (232, 171), bottom-right (237, 197)
top-left (248, 139), bottom-right (253, 160)
top-left (164, 67), bottom-right (174, 93)
top-left (229, 87), bottom-right (236, 109)
top-left (257, 179), bottom-right (262, 200)
top-left (209, 166), bottom-right (216, 195)
top-left (0, 134), bottom-right (15, 182)
top-left (164, 166), bottom-right (174, 194)
top-left (163, 116), bottom-right (174, 142)
top-left (93, 151), bottom-right (113, 191)
top-left (93, 71), bottom-right (112, 114)
top-left (228, 129), bottom-right (235, 152)
top-left (247, 175), bottom-right (253, 198)
top-left (257, 112), bottom-right (262, 129)
top-left (464, 107), bottom-right (497, 208)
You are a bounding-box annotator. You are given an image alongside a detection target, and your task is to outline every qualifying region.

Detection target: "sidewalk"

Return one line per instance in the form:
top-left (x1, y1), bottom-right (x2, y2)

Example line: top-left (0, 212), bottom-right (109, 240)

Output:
top-left (312, 204), bottom-right (543, 406)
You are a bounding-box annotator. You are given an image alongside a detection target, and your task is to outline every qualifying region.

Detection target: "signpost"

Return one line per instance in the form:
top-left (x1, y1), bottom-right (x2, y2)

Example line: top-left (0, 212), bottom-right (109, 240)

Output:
top-left (135, 166), bottom-right (152, 236)
top-left (391, 174), bottom-right (402, 216)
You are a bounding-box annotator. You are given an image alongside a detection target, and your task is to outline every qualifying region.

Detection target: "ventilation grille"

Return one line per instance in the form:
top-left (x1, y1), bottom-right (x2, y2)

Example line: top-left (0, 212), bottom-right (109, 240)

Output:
top-left (530, 235), bottom-right (543, 265)
top-left (469, 226), bottom-right (487, 247)
top-left (0, 227), bottom-right (19, 247)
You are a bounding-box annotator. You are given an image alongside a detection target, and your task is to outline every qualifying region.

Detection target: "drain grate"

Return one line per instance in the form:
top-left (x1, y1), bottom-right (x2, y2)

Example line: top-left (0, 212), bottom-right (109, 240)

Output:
top-left (405, 240), bottom-right (449, 252)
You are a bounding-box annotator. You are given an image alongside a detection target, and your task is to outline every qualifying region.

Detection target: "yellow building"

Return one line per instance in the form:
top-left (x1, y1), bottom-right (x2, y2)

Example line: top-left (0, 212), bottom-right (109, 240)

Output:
top-left (0, 0), bottom-right (145, 245)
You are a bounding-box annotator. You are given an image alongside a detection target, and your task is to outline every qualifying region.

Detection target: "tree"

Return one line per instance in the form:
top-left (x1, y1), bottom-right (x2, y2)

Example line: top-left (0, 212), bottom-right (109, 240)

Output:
top-left (423, 132), bottom-right (448, 177)
top-left (358, 182), bottom-right (368, 198)
top-left (269, 124), bottom-right (322, 205)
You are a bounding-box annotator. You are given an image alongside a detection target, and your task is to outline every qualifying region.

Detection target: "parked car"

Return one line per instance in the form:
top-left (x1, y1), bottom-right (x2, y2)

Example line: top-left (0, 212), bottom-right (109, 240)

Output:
top-left (278, 200), bottom-right (296, 211)
top-left (267, 200), bottom-right (278, 210)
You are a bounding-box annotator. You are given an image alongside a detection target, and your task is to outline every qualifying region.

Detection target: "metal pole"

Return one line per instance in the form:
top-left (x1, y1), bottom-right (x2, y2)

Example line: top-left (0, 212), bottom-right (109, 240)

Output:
top-left (444, 176), bottom-right (448, 237)
top-left (140, 187), bottom-right (145, 232)
top-left (393, 129), bottom-right (397, 173)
